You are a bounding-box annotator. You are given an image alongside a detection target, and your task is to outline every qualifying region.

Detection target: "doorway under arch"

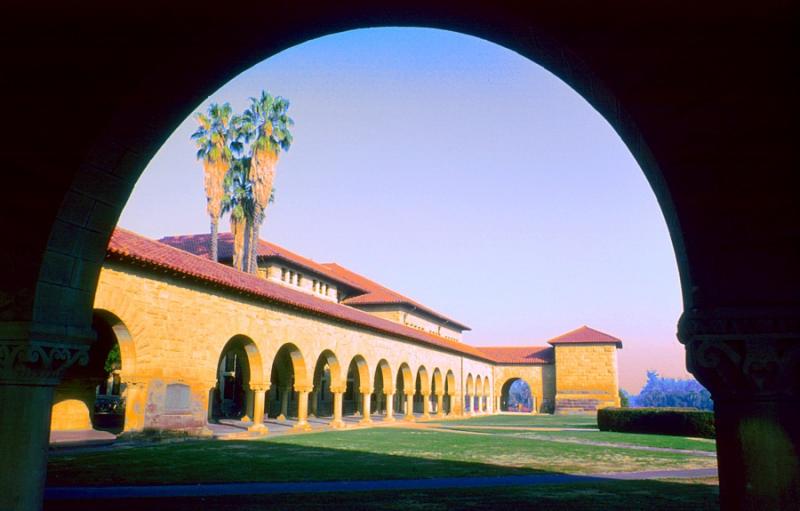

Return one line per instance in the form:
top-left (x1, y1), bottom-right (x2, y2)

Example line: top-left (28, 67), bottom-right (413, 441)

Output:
top-left (500, 378), bottom-right (534, 413)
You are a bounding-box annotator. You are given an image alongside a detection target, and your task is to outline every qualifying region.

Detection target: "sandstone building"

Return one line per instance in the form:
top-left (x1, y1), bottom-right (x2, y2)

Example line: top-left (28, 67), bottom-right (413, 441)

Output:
top-left (51, 228), bottom-right (622, 435)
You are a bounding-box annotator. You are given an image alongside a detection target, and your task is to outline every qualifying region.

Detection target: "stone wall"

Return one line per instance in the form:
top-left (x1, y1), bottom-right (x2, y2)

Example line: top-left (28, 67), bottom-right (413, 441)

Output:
top-left (553, 343), bottom-right (620, 413)
top-left (84, 260), bottom-right (497, 431)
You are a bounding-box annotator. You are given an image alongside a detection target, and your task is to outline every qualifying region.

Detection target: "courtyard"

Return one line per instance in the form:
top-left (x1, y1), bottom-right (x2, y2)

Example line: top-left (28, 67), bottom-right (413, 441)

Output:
top-left (45, 414), bottom-right (719, 510)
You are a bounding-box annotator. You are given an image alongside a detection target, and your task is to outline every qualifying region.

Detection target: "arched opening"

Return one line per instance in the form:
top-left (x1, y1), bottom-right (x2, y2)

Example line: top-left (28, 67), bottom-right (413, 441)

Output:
top-left (394, 363), bottom-right (413, 417)
top-left (444, 370), bottom-right (456, 415)
top-left (483, 377), bottom-right (491, 413)
top-left (372, 359), bottom-right (393, 419)
top-left (500, 378), bottom-right (534, 413)
top-left (344, 355), bottom-right (370, 419)
top-left (211, 335), bottom-right (264, 422)
top-left (414, 366), bottom-right (430, 415)
top-left (310, 350), bottom-right (341, 420)
top-left (474, 376), bottom-right (483, 413)
top-left (465, 373), bottom-right (474, 413)
top-left (51, 310), bottom-right (137, 435)
top-left (268, 343), bottom-right (307, 421)
top-left (431, 368), bottom-right (443, 416)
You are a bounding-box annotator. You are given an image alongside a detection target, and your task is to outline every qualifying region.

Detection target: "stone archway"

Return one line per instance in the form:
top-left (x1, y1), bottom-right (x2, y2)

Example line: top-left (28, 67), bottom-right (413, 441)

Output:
top-left (465, 373), bottom-right (474, 414)
top-left (500, 378), bottom-right (534, 413)
top-left (211, 335), bottom-right (266, 426)
top-left (268, 343), bottom-right (309, 429)
top-left (345, 355), bottom-right (371, 424)
top-left (50, 310), bottom-right (139, 435)
top-left (395, 363), bottom-right (414, 420)
top-left (444, 370), bottom-right (456, 415)
top-left (372, 359), bottom-right (394, 421)
top-left (2, 6), bottom-right (797, 509)
top-left (311, 350), bottom-right (342, 421)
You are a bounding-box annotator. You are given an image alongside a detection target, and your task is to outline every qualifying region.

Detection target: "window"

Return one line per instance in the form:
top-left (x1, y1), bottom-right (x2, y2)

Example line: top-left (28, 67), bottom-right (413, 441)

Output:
top-left (297, 274), bottom-right (303, 286)
top-left (281, 268), bottom-right (287, 282)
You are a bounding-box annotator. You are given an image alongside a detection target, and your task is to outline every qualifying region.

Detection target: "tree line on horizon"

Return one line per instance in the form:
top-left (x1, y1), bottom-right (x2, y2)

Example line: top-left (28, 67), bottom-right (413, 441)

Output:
top-left (191, 91), bottom-right (294, 271)
top-left (621, 371), bottom-right (713, 410)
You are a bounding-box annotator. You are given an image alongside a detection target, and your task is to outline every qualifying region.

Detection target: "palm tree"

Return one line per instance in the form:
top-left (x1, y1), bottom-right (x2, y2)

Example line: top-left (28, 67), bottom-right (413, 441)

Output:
top-left (191, 102), bottom-right (234, 262)
top-left (242, 91), bottom-right (293, 273)
top-left (221, 158), bottom-right (254, 271)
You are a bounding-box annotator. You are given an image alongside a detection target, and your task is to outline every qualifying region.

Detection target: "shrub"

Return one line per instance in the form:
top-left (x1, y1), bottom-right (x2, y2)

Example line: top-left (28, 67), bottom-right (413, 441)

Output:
top-left (597, 407), bottom-right (715, 439)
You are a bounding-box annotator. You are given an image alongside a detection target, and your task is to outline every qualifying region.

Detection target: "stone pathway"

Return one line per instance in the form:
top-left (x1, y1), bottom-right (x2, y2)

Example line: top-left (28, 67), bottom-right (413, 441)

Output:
top-left (426, 425), bottom-right (717, 457)
top-left (45, 468), bottom-right (718, 500)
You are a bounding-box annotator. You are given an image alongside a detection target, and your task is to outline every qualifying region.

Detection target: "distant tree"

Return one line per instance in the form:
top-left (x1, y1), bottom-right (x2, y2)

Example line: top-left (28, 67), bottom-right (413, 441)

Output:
top-left (632, 371), bottom-right (713, 410)
top-left (507, 380), bottom-right (533, 412)
top-left (619, 389), bottom-right (630, 408)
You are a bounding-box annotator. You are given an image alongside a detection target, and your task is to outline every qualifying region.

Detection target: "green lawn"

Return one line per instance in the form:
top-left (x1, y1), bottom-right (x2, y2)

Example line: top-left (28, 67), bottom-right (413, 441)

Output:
top-left (436, 413), bottom-right (598, 428)
top-left (446, 427), bottom-right (717, 452)
top-left (47, 427), bottom-right (716, 487)
top-left (45, 479), bottom-right (720, 511)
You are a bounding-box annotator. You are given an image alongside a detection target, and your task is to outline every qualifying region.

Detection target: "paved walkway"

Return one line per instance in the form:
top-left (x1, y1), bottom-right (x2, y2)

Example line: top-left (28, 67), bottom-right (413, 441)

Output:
top-left (427, 426), bottom-right (717, 457)
top-left (45, 468), bottom-right (718, 500)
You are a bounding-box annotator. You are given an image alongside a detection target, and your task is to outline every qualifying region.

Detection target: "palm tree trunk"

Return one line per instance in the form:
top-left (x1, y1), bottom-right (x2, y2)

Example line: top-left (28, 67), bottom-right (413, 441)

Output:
top-left (210, 218), bottom-right (218, 262)
top-left (249, 217), bottom-right (261, 274)
top-left (231, 216), bottom-right (246, 271)
top-left (242, 219), bottom-right (252, 273)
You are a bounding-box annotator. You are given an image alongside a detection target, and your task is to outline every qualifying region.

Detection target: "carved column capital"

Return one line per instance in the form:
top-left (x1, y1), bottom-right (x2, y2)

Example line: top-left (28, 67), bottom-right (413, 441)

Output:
top-left (678, 308), bottom-right (800, 401)
top-left (0, 339), bottom-right (90, 385)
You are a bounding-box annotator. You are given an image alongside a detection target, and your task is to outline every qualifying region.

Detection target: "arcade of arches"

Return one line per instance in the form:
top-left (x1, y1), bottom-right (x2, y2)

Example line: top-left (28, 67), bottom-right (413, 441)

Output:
top-left (49, 228), bottom-right (622, 436)
top-left (1, 3), bottom-right (798, 511)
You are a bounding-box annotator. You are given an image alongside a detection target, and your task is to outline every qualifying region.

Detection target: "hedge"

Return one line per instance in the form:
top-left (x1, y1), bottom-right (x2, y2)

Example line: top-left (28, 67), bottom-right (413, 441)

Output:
top-left (597, 407), bottom-right (715, 439)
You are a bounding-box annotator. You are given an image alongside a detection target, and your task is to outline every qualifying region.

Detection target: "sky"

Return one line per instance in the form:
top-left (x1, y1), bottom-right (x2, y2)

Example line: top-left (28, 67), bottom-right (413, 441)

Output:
top-left (119, 27), bottom-right (690, 393)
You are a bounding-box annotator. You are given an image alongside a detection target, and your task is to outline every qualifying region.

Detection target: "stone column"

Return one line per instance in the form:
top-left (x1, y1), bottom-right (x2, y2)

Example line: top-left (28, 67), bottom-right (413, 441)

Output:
top-left (293, 387), bottom-right (312, 431)
top-left (0, 334), bottom-right (90, 511)
top-left (277, 385), bottom-right (289, 420)
top-left (359, 390), bottom-right (372, 425)
top-left (404, 391), bottom-right (415, 421)
top-left (329, 387), bottom-right (345, 429)
top-left (384, 392), bottom-right (395, 422)
top-left (122, 380), bottom-right (147, 432)
top-left (678, 309), bottom-right (800, 511)
top-left (421, 392), bottom-right (431, 418)
top-left (436, 393), bottom-right (445, 418)
top-left (247, 384), bottom-right (269, 433)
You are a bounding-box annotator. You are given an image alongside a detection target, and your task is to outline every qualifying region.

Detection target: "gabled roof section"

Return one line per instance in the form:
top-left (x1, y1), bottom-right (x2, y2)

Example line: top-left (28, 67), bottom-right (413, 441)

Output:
top-left (547, 325), bottom-right (623, 348)
top-left (158, 233), bottom-right (367, 292)
top-left (109, 228), bottom-right (489, 361)
top-left (475, 346), bottom-right (554, 364)
top-left (321, 262), bottom-right (471, 331)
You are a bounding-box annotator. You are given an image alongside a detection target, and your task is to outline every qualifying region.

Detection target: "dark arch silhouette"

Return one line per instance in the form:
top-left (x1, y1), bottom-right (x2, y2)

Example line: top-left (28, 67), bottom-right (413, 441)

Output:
top-left (2, 5), bottom-right (797, 509)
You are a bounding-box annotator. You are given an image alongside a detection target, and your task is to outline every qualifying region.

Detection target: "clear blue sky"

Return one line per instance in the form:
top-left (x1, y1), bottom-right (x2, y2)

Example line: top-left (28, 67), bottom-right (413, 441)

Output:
top-left (120, 27), bottom-right (688, 392)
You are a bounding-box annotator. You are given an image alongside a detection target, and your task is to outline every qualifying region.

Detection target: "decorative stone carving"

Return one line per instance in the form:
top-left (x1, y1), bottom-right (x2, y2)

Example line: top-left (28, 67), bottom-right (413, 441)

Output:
top-left (678, 309), bottom-right (800, 400)
top-left (0, 340), bottom-right (90, 385)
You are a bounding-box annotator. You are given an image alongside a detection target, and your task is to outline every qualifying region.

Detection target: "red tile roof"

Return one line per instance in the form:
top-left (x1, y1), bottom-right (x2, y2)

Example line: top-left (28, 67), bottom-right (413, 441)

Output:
top-left (547, 325), bottom-right (623, 348)
top-left (108, 228), bottom-right (490, 361)
top-left (158, 233), bottom-right (368, 292)
top-left (474, 346), bottom-right (554, 364)
top-left (321, 262), bottom-right (471, 331)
